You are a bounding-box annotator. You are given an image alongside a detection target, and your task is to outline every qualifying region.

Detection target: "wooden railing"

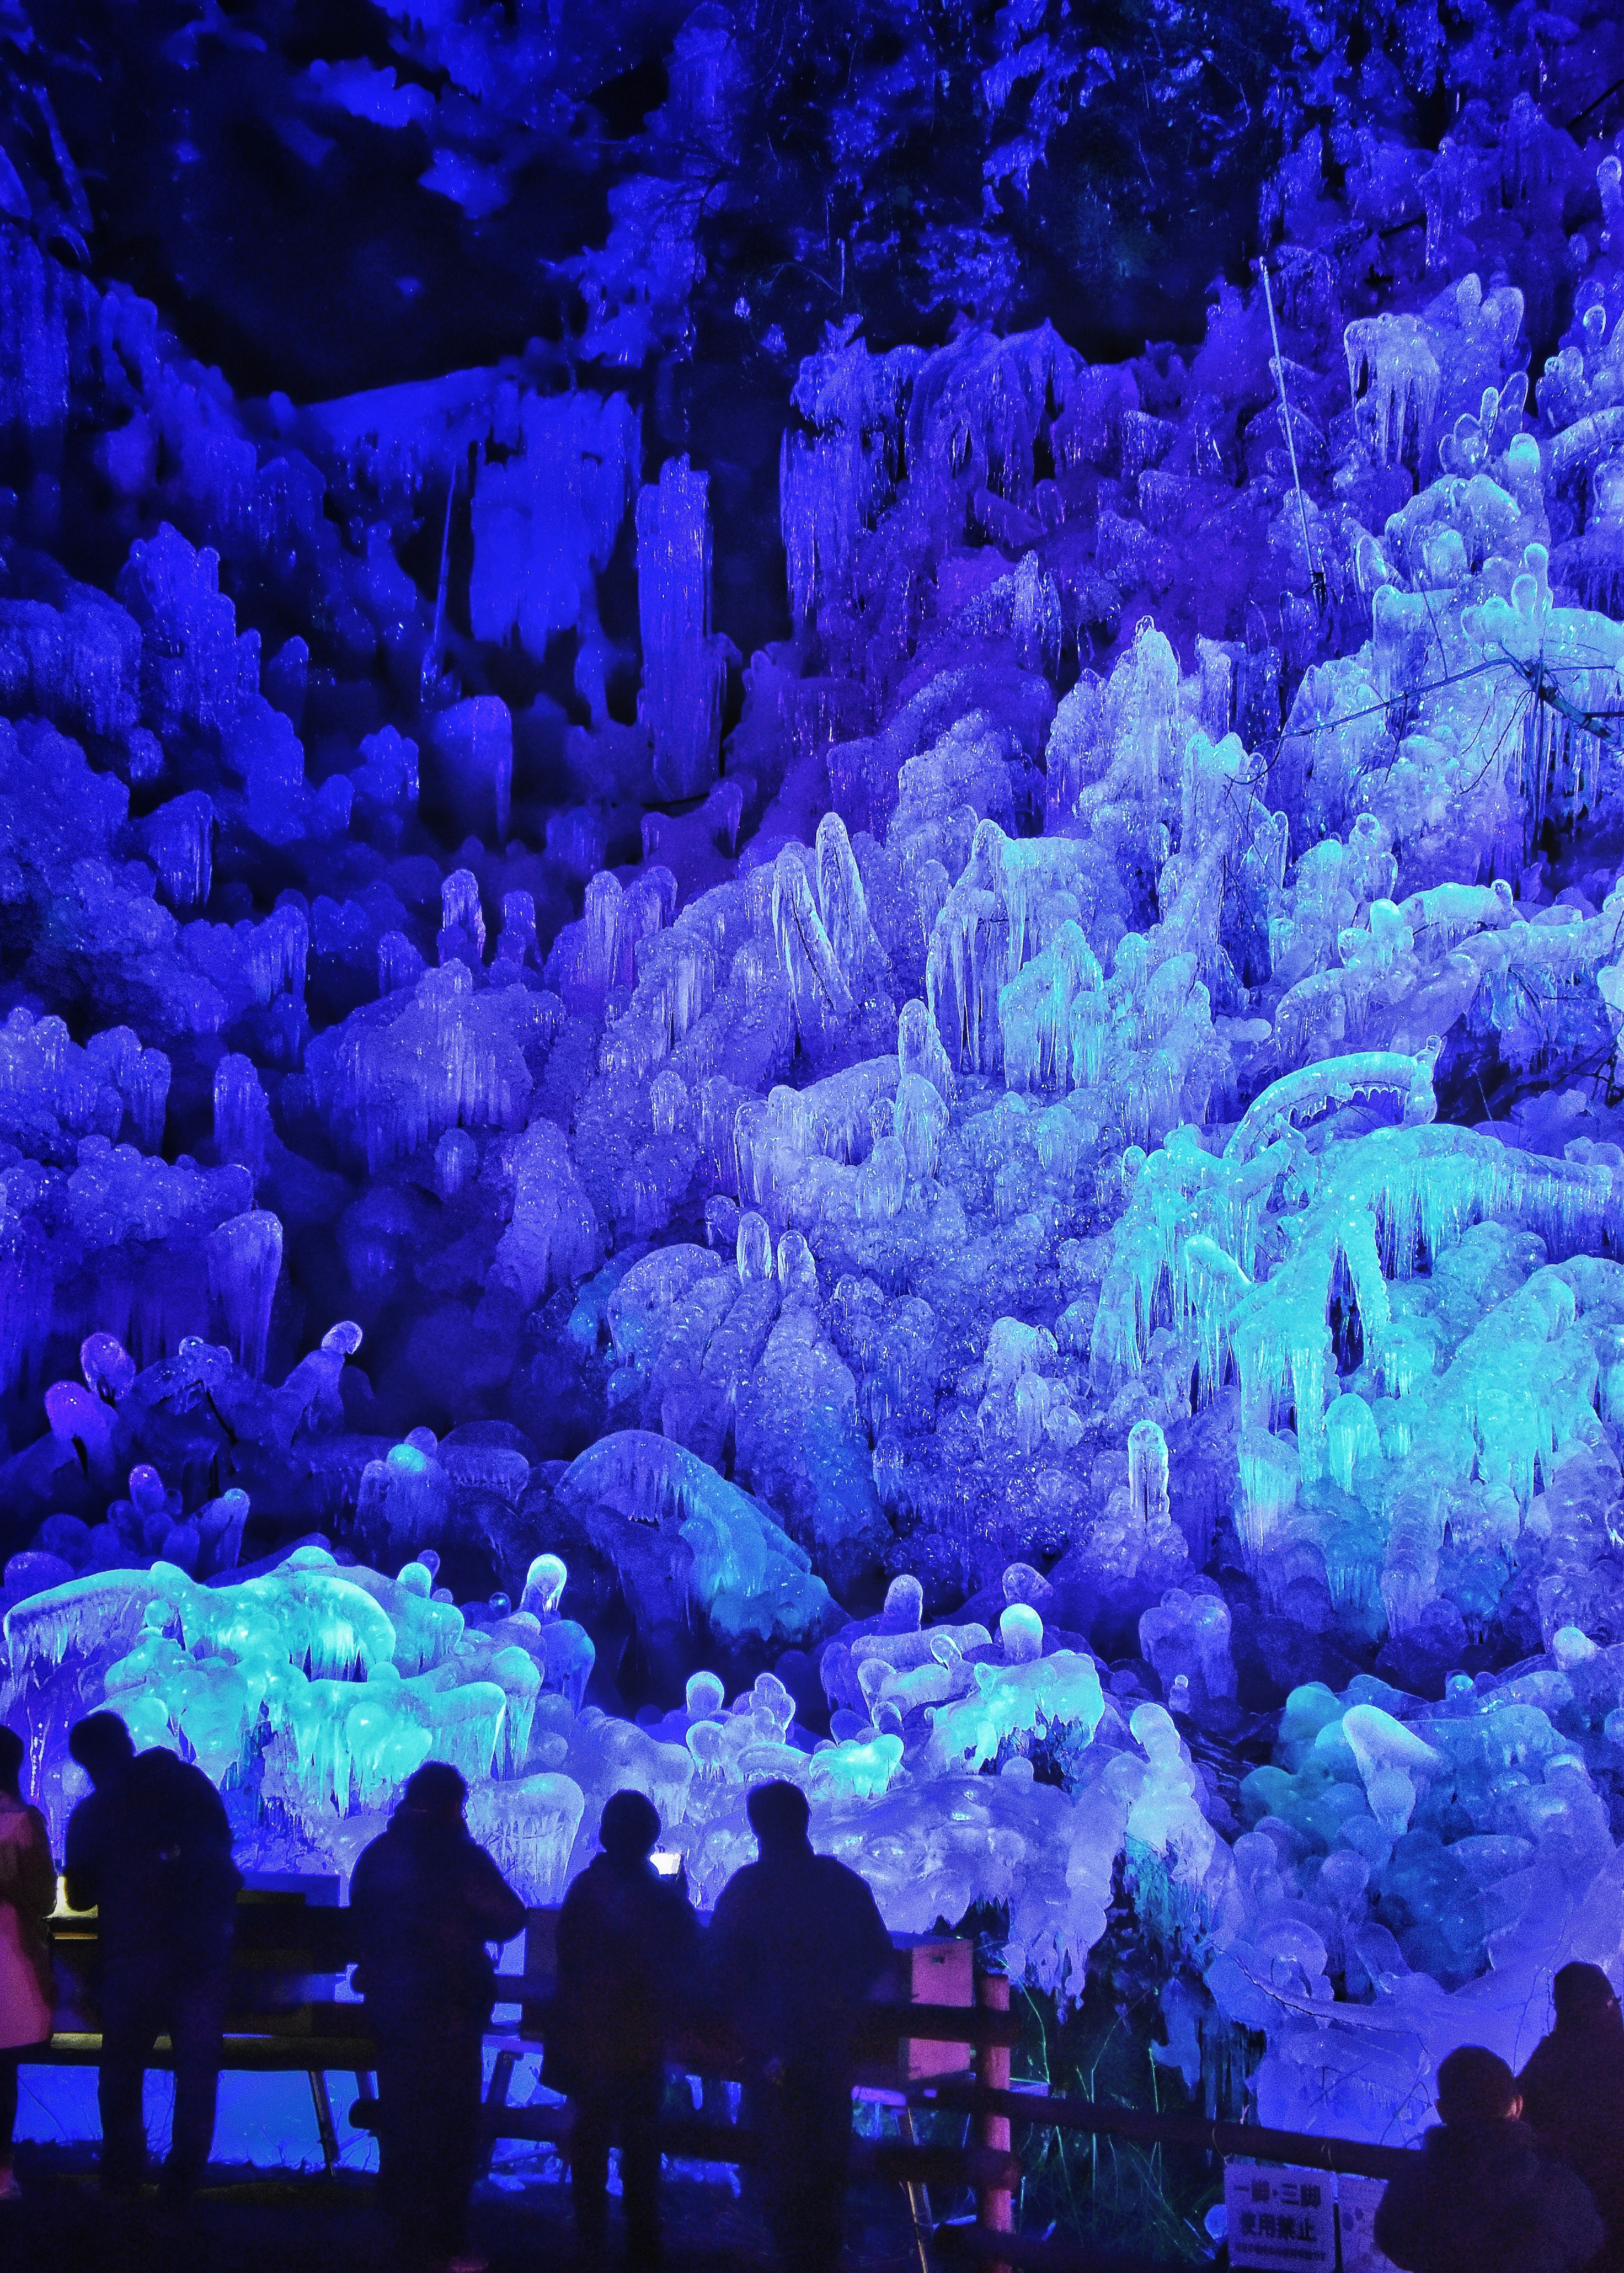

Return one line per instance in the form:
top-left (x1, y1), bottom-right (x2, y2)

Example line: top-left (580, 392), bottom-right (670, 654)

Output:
top-left (458, 1921), bottom-right (1418, 2273)
top-left (36, 1889), bottom-right (1419, 2268)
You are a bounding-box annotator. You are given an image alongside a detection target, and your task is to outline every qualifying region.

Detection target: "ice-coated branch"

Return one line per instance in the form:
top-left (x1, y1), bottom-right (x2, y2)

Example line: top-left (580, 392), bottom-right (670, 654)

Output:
top-left (1225, 1045), bottom-right (1441, 1163)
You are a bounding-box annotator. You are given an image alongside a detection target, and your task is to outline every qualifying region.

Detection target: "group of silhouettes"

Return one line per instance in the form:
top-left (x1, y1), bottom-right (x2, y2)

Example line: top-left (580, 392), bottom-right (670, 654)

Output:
top-left (1374, 1974), bottom-right (1624, 2273)
top-left (0, 1713), bottom-right (892, 2273)
top-left (10, 1715), bottom-right (1624, 2273)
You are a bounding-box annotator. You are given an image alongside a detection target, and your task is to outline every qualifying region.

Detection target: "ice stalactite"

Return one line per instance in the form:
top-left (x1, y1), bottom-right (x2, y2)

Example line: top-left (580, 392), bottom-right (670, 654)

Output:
top-left (556, 1430), bottom-right (834, 1646)
top-left (427, 701), bottom-right (513, 848)
top-left (206, 1209), bottom-right (282, 1376)
top-left (306, 960), bottom-right (560, 1171)
top-left (636, 454), bottom-right (732, 800)
top-left (779, 326), bottom-right (920, 636)
top-left (468, 390), bottom-right (640, 694)
top-left (6, 5), bottom-right (1624, 2169)
top-left (138, 791), bottom-right (214, 913)
top-left (213, 1054), bottom-right (271, 1179)
top-left (467, 1771), bottom-right (587, 1903)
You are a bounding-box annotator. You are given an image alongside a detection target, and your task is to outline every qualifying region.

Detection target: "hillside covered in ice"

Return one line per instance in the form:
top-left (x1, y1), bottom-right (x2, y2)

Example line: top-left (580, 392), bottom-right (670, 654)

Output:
top-left (3, 0), bottom-right (1624, 2176)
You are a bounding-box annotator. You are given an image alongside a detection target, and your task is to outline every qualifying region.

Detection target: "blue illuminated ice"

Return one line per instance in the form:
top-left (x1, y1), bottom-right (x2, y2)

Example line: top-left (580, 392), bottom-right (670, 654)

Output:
top-left (6, 26), bottom-right (1624, 2164)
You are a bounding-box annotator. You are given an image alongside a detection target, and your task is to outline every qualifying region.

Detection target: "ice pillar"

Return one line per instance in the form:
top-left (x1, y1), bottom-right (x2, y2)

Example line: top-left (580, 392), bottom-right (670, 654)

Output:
top-left (636, 454), bottom-right (728, 801)
top-left (207, 1209), bottom-right (283, 1376)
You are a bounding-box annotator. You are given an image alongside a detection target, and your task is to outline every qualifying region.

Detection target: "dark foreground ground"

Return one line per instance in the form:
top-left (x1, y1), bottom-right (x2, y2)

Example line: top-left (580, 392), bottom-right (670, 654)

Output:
top-left (0, 2145), bottom-right (937, 2273)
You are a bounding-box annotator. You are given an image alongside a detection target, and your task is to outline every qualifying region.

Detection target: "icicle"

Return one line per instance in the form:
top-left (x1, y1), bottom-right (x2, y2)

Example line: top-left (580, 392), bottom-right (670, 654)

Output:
top-left (736, 1210), bottom-right (774, 1282)
top-left (814, 811), bottom-right (879, 980)
top-left (469, 389), bottom-right (640, 662)
top-left (139, 791), bottom-right (215, 912)
top-left (894, 1072), bottom-right (946, 1183)
top-left (214, 1052), bottom-right (271, 1177)
top-left (441, 868), bottom-right (487, 962)
top-left (1344, 312), bottom-right (1441, 469)
top-left (772, 847), bottom-right (853, 1045)
top-left (1325, 1390), bottom-right (1381, 1494)
top-left (898, 997), bottom-right (956, 1103)
top-left (1236, 1428), bottom-right (1299, 1559)
top-left (636, 454), bottom-right (730, 800)
top-left (125, 1046), bottom-right (171, 1150)
top-left (435, 1127), bottom-right (475, 1200)
top-left (428, 699), bottom-right (513, 847)
top-left (206, 1209), bottom-right (283, 1376)
top-left (3, 1564), bottom-right (196, 1686)
top-left (1128, 1418), bottom-right (1170, 1529)
top-left (81, 1331), bottom-right (136, 1403)
top-left (378, 931), bottom-right (424, 995)
top-left (44, 1379), bottom-right (115, 1479)
top-left (497, 889), bottom-right (538, 967)
top-left (246, 904), bottom-right (309, 1004)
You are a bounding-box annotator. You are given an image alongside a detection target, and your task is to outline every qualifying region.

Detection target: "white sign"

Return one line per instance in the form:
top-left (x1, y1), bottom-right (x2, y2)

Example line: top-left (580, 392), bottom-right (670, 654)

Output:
top-left (1224, 2162), bottom-right (1336, 2272)
top-left (1336, 2173), bottom-right (1402, 2273)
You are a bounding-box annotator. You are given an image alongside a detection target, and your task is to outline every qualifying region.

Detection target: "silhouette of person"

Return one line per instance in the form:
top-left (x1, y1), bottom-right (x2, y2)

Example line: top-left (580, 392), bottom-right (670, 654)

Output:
top-left (64, 1710), bottom-right (241, 2205)
top-left (1375, 2043), bottom-right (1602, 2273)
top-left (0, 1725), bottom-right (54, 2205)
top-left (350, 1761), bottom-right (525, 2273)
top-left (710, 1780), bottom-right (894, 2273)
top-left (554, 1789), bottom-right (698, 2269)
top-left (1520, 1962), bottom-right (1624, 2269)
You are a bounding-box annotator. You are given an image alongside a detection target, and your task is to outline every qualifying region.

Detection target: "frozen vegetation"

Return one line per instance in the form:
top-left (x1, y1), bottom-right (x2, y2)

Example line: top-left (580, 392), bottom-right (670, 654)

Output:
top-left (3, 0), bottom-right (1624, 2170)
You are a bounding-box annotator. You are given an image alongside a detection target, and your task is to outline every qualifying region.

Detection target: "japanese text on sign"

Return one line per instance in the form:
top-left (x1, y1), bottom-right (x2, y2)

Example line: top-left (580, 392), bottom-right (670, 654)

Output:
top-left (1224, 2162), bottom-right (1336, 2273)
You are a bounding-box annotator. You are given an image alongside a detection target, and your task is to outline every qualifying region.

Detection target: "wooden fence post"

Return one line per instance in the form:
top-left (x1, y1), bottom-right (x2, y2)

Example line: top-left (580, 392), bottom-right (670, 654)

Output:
top-left (977, 1967), bottom-right (1013, 2273)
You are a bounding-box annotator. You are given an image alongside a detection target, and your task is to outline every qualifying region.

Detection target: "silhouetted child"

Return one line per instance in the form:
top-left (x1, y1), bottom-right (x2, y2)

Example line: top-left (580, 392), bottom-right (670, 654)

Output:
top-left (1375, 2043), bottom-right (1603, 2273)
top-left (554, 1789), bottom-right (699, 2269)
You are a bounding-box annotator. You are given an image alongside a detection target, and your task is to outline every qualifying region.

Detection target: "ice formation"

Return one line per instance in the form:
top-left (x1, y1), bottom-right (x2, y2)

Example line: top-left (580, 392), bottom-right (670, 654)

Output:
top-left (4, 0), bottom-right (1624, 2172)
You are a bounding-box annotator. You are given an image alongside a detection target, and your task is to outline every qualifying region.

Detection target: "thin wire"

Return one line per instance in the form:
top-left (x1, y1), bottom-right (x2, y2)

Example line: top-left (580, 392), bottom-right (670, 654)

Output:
top-left (424, 460), bottom-right (460, 702)
top-left (1265, 655), bottom-right (1506, 754)
top-left (1259, 257), bottom-right (1323, 609)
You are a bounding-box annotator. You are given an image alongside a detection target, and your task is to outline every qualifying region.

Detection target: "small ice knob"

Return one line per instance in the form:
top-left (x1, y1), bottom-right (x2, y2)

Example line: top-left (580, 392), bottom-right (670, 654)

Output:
top-left (736, 1211), bottom-right (774, 1283)
top-left (129, 1465), bottom-right (167, 1515)
top-left (685, 1670), bottom-right (725, 1720)
top-left (1001, 1604), bottom-right (1044, 1663)
top-left (81, 1332), bottom-right (136, 1404)
top-left (522, 1553), bottom-right (568, 1620)
top-left (880, 1574), bottom-right (924, 1634)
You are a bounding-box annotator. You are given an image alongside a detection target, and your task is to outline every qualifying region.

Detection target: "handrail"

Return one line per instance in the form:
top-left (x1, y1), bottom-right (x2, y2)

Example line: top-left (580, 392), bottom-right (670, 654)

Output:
top-left (44, 1894), bottom-right (1421, 2245)
top-left (911, 2078), bottom-right (1419, 2179)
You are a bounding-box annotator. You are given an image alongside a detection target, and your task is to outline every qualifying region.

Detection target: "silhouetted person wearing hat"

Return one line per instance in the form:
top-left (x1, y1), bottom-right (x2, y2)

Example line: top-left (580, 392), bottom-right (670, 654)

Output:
top-left (554, 1790), bottom-right (699, 2269)
top-left (1374, 2043), bottom-right (1602, 2273)
top-left (350, 1762), bottom-right (525, 2273)
top-left (1520, 1963), bottom-right (1624, 2268)
top-left (63, 1711), bottom-right (241, 2205)
top-left (711, 1780), bottom-right (894, 2273)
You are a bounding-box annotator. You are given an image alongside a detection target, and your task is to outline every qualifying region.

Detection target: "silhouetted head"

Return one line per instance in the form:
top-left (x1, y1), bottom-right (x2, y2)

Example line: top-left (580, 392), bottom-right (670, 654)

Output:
top-left (0, 1724), bottom-right (23, 1799)
top-left (1554, 1962), bottom-right (1620, 2025)
top-left (748, 1779), bottom-right (811, 1854)
top-left (600, 1789), bottom-right (661, 1862)
top-left (1436, 2046), bottom-right (1520, 2125)
top-left (69, 1712), bottom-right (135, 1789)
top-left (401, 1762), bottom-right (467, 1823)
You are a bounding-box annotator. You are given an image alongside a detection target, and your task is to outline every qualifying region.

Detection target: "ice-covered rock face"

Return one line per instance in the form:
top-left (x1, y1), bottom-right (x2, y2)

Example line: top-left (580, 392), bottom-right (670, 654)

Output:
top-left (4, 0), bottom-right (1624, 2160)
